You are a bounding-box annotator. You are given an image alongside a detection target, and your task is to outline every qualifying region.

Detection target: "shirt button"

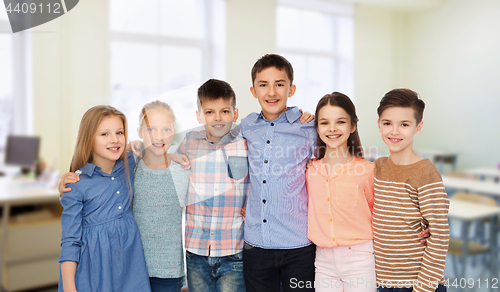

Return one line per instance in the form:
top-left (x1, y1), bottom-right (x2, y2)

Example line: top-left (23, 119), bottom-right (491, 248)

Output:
top-left (332, 238), bottom-right (336, 241)
top-left (330, 218), bottom-right (333, 221)
top-left (216, 166), bottom-right (219, 169)
top-left (215, 187), bottom-right (218, 191)
top-left (118, 206), bottom-right (122, 210)
top-left (116, 191), bottom-right (120, 194)
top-left (270, 123), bottom-right (274, 126)
top-left (266, 140), bottom-right (270, 144)
top-left (214, 210), bottom-right (217, 213)
top-left (262, 199), bottom-right (266, 203)
top-left (111, 177), bottom-right (115, 180)
top-left (327, 198), bottom-right (330, 201)
top-left (263, 219), bottom-right (267, 223)
top-left (264, 160), bottom-right (268, 163)
top-left (263, 180), bottom-right (266, 184)
top-left (211, 232), bottom-right (214, 235)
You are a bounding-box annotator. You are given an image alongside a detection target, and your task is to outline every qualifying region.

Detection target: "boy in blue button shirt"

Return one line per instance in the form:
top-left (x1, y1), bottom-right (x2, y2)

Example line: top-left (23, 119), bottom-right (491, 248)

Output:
top-left (238, 54), bottom-right (316, 292)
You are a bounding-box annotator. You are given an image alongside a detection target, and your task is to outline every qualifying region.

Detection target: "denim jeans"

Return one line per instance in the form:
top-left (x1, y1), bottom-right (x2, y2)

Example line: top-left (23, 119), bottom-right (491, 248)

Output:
top-left (243, 242), bottom-right (316, 292)
top-left (378, 284), bottom-right (447, 292)
top-left (149, 277), bottom-right (183, 292)
top-left (186, 251), bottom-right (245, 292)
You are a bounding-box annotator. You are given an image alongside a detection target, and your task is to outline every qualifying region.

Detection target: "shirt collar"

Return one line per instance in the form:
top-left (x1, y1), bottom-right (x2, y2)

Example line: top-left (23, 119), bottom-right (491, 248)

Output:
top-left (256, 106), bottom-right (301, 124)
top-left (80, 158), bottom-right (124, 177)
top-left (192, 125), bottom-right (236, 144)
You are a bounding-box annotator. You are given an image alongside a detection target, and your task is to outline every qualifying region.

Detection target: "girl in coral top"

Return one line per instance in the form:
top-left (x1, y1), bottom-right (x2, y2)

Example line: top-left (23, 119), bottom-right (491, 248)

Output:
top-left (306, 92), bottom-right (376, 292)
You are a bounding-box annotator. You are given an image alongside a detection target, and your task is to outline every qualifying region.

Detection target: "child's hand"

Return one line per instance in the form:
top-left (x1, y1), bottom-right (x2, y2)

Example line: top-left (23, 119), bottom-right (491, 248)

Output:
top-left (59, 172), bottom-right (79, 195)
top-left (128, 140), bottom-right (144, 158)
top-left (241, 207), bottom-right (246, 217)
top-left (418, 220), bottom-right (430, 245)
top-left (298, 109), bottom-right (315, 123)
top-left (169, 153), bottom-right (191, 170)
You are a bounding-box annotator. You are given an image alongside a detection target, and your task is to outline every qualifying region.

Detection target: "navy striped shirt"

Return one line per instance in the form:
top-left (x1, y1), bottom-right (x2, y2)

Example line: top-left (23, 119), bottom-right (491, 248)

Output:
top-left (238, 107), bottom-right (316, 249)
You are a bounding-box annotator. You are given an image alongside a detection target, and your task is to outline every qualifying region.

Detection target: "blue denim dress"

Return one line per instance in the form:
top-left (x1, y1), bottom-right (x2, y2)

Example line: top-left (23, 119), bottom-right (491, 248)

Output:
top-left (58, 152), bottom-right (151, 292)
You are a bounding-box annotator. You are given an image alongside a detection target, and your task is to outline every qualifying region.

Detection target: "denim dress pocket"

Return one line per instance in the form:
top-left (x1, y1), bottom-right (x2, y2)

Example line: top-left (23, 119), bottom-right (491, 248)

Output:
top-left (227, 156), bottom-right (249, 181)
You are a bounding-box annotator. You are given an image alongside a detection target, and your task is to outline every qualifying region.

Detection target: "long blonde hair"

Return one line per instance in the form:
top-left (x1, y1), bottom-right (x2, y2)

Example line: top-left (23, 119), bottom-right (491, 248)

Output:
top-left (70, 106), bottom-right (132, 192)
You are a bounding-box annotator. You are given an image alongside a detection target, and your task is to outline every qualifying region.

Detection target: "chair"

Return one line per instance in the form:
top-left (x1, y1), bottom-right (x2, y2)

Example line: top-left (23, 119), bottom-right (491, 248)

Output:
top-left (448, 192), bottom-right (498, 279)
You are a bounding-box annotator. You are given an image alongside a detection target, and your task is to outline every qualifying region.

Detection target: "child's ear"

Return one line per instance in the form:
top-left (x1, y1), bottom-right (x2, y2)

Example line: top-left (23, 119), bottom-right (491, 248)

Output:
top-left (137, 127), bottom-right (143, 139)
top-left (288, 84), bottom-right (296, 97)
top-left (351, 123), bottom-right (357, 134)
top-left (250, 86), bottom-right (257, 98)
top-left (416, 120), bottom-right (423, 134)
top-left (377, 119), bottom-right (381, 132)
top-left (233, 108), bottom-right (239, 122)
top-left (196, 110), bottom-right (203, 124)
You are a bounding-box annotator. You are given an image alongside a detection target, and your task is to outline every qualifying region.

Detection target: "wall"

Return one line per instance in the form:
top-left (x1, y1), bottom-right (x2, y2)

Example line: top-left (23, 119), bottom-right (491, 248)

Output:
top-left (354, 0), bottom-right (500, 169)
top-left (405, 0), bottom-right (500, 169)
top-left (31, 0), bottom-right (109, 171)
top-left (353, 5), bottom-right (397, 157)
top-left (226, 0), bottom-right (277, 121)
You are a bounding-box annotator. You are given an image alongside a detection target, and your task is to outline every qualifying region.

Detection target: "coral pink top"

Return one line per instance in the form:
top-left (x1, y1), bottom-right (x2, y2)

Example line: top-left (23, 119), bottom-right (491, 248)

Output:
top-left (306, 157), bottom-right (374, 247)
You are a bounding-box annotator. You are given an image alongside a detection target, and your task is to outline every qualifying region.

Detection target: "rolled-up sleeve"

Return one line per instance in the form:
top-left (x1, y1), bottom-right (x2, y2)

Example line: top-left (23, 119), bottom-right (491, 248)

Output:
top-left (58, 187), bottom-right (84, 264)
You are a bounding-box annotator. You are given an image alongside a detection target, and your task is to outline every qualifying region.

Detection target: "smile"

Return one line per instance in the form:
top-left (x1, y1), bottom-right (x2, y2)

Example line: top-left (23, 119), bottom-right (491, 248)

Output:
top-left (388, 138), bottom-right (402, 143)
top-left (108, 147), bottom-right (120, 152)
top-left (266, 99), bottom-right (279, 104)
top-left (212, 124), bottom-right (226, 129)
top-left (152, 143), bottom-right (164, 148)
top-left (326, 134), bottom-right (341, 139)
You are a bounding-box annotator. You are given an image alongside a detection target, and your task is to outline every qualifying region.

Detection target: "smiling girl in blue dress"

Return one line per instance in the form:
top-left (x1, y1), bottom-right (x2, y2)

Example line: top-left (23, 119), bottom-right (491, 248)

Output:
top-left (58, 105), bottom-right (150, 292)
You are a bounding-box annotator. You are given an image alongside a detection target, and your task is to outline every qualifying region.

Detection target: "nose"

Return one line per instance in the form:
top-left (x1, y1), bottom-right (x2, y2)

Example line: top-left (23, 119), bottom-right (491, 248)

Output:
top-left (268, 85), bottom-right (276, 96)
top-left (390, 125), bottom-right (399, 135)
top-left (109, 133), bottom-right (118, 143)
top-left (214, 112), bottom-right (222, 121)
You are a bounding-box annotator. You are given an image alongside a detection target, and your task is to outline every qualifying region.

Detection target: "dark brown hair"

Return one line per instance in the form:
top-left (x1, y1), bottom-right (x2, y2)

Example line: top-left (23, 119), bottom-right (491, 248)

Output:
top-left (314, 92), bottom-right (363, 159)
top-left (251, 54), bottom-right (294, 86)
top-left (377, 88), bottom-right (425, 123)
top-left (197, 79), bottom-right (236, 109)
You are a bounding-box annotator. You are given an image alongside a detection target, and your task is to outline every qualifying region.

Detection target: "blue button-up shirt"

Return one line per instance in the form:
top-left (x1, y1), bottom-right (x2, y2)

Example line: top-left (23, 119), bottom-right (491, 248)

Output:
top-left (238, 107), bottom-right (316, 249)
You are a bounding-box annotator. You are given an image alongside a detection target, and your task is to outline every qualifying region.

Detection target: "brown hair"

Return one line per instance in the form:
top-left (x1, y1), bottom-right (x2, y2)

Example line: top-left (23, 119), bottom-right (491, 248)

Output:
top-left (314, 92), bottom-right (363, 159)
top-left (197, 79), bottom-right (236, 109)
top-left (377, 88), bottom-right (426, 123)
top-left (70, 106), bottom-right (132, 192)
top-left (251, 54), bottom-right (294, 86)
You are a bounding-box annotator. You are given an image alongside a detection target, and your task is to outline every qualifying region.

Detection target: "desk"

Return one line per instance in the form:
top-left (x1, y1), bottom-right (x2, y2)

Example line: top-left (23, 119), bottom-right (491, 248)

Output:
top-left (448, 199), bottom-right (500, 291)
top-left (442, 176), bottom-right (500, 198)
top-left (416, 150), bottom-right (458, 173)
top-left (0, 178), bottom-right (60, 292)
top-left (465, 168), bottom-right (500, 182)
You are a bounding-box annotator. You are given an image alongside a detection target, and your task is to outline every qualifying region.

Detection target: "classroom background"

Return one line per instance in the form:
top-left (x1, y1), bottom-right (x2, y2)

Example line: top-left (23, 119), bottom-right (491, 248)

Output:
top-left (0, 0), bottom-right (499, 291)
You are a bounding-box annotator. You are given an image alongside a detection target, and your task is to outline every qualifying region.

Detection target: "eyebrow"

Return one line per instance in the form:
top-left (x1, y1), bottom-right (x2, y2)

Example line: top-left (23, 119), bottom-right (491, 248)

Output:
top-left (381, 119), bottom-right (413, 123)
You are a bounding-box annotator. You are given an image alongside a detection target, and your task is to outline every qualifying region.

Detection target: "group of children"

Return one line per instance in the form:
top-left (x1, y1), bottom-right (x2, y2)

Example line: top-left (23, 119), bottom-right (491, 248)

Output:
top-left (58, 54), bottom-right (449, 292)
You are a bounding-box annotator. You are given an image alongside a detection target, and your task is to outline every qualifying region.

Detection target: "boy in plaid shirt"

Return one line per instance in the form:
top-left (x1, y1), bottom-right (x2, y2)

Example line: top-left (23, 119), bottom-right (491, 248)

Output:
top-left (175, 79), bottom-right (249, 292)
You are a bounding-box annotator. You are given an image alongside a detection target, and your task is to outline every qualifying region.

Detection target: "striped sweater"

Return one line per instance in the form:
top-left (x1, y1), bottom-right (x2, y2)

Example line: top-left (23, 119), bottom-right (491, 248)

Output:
top-left (373, 157), bottom-right (449, 292)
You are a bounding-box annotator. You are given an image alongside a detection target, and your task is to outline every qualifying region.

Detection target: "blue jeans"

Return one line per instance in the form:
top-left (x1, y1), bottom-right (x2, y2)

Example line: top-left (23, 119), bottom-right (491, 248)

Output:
top-left (243, 242), bottom-right (316, 292)
top-left (150, 277), bottom-right (183, 292)
top-left (186, 251), bottom-right (245, 292)
top-left (378, 284), bottom-right (447, 292)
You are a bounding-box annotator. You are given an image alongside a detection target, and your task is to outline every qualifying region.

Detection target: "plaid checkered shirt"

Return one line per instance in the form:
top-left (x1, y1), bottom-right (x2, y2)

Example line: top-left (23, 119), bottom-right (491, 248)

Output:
top-left (176, 126), bottom-right (249, 257)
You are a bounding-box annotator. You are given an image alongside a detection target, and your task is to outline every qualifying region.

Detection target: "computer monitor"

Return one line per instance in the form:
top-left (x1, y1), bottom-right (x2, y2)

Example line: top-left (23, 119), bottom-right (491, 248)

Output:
top-left (4, 135), bottom-right (40, 167)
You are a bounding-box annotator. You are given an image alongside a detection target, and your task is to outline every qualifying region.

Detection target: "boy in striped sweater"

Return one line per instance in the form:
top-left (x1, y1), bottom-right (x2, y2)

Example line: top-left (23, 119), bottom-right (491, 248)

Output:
top-left (373, 88), bottom-right (449, 292)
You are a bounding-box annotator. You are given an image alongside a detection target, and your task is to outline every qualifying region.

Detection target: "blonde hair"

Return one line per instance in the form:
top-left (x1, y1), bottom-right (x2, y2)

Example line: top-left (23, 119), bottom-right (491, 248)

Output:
top-left (139, 100), bottom-right (176, 128)
top-left (70, 106), bottom-right (132, 194)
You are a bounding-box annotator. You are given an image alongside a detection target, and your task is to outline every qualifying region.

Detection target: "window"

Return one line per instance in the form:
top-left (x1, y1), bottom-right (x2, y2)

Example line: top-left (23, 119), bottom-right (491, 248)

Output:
top-left (0, 13), bottom-right (30, 155)
top-left (276, 0), bottom-right (354, 113)
top-left (110, 0), bottom-right (225, 140)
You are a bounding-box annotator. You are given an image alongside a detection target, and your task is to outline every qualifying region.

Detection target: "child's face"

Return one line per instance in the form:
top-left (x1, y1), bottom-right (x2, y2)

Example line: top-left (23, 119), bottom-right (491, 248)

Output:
top-left (250, 66), bottom-right (296, 121)
top-left (138, 109), bottom-right (176, 159)
top-left (196, 98), bottom-right (238, 143)
top-left (93, 115), bottom-right (126, 167)
top-left (378, 107), bottom-right (423, 155)
top-left (317, 105), bottom-right (355, 152)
